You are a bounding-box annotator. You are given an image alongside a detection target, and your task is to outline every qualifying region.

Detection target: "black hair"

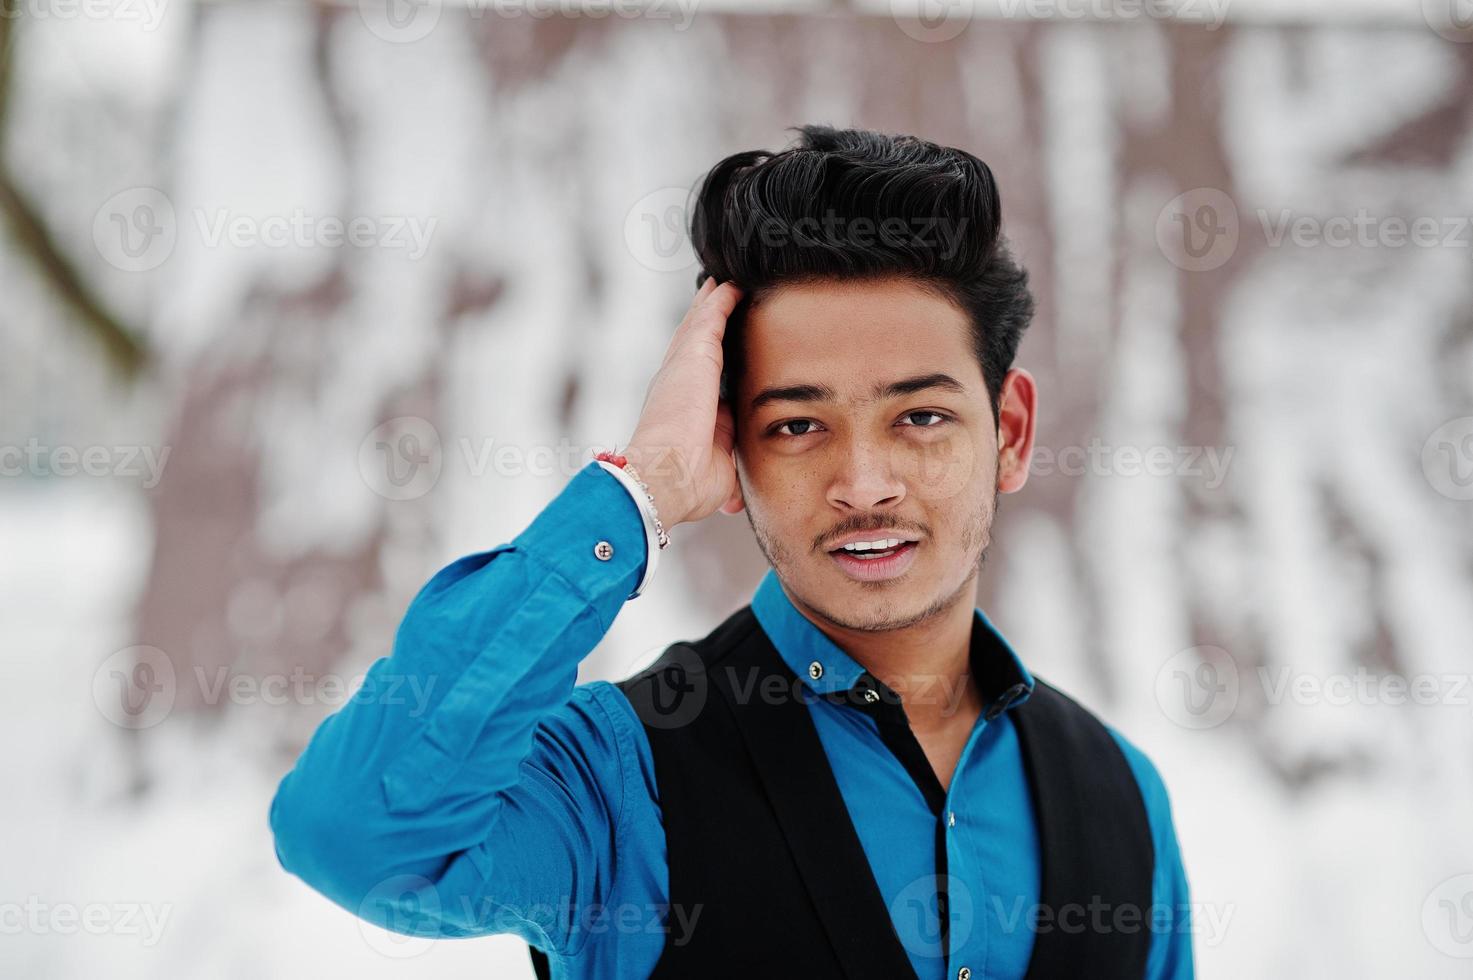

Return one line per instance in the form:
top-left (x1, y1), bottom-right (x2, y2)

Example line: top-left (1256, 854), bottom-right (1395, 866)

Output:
top-left (690, 124), bottom-right (1034, 426)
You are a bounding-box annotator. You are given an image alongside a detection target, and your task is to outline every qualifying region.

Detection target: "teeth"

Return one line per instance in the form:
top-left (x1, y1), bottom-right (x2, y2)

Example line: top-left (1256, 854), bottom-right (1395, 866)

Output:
top-left (841, 538), bottom-right (905, 552)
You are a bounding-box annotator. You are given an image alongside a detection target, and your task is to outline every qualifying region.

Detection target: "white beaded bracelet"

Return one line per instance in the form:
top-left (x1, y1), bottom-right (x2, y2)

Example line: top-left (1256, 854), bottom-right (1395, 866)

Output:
top-left (594, 458), bottom-right (668, 598)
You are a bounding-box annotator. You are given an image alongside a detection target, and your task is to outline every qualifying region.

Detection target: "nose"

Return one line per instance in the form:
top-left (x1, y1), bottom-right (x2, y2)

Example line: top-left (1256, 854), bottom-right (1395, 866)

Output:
top-left (825, 432), bottom-right (906, 513)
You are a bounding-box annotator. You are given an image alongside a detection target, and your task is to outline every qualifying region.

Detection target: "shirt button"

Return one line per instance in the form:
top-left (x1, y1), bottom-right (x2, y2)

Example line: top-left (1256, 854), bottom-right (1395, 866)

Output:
top-left (957, 968), bottom-right (972, 980)
top-left (948, 810), bottom-right (956, 827)
top-left (862, 688), bottom-right (880, 704)
top-left (808, 661), bottom-right (824, 680)
top-left (593, 540), bottom-right (614, 561)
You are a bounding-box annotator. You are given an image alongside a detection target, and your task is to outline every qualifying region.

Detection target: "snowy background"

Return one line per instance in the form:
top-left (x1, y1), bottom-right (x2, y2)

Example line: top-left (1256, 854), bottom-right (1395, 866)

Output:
top-left (4, 1), bottom-right (1473, 977)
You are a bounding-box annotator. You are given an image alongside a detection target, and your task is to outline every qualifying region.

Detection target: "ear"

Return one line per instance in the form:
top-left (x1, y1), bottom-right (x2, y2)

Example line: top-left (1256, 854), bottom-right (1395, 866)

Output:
top-left (995, 367), bottom-right (1037, 494)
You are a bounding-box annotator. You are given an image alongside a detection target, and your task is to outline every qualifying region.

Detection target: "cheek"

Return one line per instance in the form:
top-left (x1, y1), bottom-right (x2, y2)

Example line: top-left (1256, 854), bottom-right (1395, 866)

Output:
top-left (892, 432), bottom-right (982, 503)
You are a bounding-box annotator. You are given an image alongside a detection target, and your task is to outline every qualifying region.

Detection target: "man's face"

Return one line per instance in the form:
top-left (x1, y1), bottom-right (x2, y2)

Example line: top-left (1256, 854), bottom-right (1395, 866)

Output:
top-left (732, 276), bottom-right (1035, 633)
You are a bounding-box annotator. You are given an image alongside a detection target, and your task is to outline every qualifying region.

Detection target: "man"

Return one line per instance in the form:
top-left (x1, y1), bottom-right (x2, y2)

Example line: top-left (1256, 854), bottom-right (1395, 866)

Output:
top-left (269, 125), bottom-right (1194, 979)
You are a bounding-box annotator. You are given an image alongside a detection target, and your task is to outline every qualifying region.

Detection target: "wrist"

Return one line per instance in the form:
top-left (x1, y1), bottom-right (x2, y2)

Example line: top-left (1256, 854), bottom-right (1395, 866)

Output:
top-left (621, 441), bottom-right (694, 529)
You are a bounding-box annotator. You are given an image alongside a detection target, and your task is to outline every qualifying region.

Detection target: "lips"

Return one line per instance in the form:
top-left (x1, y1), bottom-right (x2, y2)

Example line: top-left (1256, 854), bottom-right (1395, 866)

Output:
top-left (825, 530), bottom-right (922, 552)
top-left (827, 539), bottom-right (920, 583)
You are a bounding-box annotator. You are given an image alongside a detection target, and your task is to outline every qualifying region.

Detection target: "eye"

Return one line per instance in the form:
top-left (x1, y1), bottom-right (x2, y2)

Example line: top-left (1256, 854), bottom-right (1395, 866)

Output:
top-left (898, 411), bottom-right (952, 428)
top-left (774, 419), bottom-right (824, 438)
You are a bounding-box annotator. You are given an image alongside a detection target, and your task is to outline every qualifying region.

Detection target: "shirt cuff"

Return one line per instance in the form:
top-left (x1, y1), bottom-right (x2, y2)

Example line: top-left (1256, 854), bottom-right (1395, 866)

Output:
top-left (514, 460), bottom-right (650, 608)
top-left (592, 459), bottom-right (662, 597)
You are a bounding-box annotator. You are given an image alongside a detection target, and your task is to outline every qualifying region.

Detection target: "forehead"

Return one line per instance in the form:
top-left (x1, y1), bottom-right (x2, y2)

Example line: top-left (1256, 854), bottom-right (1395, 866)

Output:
top-left (740, 278), bottom-right (980, 406)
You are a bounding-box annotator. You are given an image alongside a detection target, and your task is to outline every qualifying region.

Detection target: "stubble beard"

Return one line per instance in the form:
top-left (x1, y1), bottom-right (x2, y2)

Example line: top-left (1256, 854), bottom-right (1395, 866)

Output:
top-left (741, 460), bottom-right (1001, 634)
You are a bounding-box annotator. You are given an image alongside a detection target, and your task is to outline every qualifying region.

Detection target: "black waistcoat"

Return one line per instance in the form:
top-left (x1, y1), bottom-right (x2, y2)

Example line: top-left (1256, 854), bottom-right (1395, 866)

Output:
top-left (530, 604), bottom-right (1154, 980)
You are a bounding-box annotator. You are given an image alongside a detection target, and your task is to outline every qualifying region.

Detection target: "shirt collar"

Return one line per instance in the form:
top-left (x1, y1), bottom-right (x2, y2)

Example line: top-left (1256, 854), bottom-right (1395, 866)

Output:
top-left (749, 567), bottom-right (1035, 721)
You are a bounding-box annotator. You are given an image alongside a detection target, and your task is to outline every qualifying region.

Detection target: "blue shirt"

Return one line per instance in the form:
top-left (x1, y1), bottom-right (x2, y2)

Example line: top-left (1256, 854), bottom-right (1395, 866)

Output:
top-left (269, 460), bottom-right (1195, 979)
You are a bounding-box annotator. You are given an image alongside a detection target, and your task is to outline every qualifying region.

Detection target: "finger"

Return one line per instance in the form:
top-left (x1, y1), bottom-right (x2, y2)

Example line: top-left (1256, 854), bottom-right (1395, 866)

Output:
top-left (671, 281), bottom-right (742, 355)
top-left (691, 282), bottom-right (743, 336)
top-left (674, 277), bottom-right (720, 335)
top-left (693, 276), bottom-right (717, 305)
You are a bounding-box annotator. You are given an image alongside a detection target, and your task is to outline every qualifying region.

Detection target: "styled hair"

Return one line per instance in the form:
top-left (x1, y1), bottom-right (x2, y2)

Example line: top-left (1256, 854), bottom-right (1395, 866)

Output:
top-left (690, 124), bottom-right (1034, 425)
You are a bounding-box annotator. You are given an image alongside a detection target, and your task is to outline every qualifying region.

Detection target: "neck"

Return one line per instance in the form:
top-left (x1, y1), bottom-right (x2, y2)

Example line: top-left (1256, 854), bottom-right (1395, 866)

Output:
top-left (790, 573), bottom-right (982, 733)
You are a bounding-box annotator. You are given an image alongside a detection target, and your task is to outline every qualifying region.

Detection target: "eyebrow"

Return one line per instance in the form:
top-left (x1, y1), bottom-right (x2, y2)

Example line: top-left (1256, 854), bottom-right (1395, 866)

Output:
top-left (749, 372), bottom-right (969, 412)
